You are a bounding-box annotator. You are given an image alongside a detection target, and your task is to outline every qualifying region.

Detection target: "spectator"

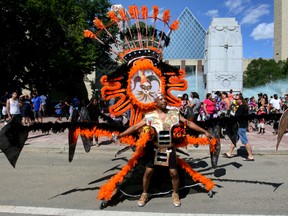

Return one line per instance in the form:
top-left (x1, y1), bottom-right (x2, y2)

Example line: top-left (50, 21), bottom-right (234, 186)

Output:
top-left (249, 96), bottom-right (257, 114)
top-left (257, 106), bottom-right (266, 135)
top-left (61, 97), bottom-right (71, 120)
top-left (257, 93), bottom-right (265, 110)
top-left (180, 93), bottom-right (190, 117)
top-left (40, 94), bottom-right (47, 116)
top-left (203, 93), bottom-right (215, 120)
top-left (1, 91), bottom-right (10, 124)
top-left (54, 101), bottom-right (63, 122)
top-left (223, 95), bottom-right (254, 161)
top-left (269, 94), bottom-right (282, 112)
top-left (228, 89), bottom-right (234, 102)
top-left (217, 91), bottom-right (230, 117)
top-left (31, 91), bottom-right (43, 123)
top-left (262, 94), bottom-right (269, 113)
top-left (187, 92), bottom-right (201, 121)
top-left (20, 94), bottom-right (32, 125)
top-left (72, 96), bottom-right (79, 110)
top-left (269, 94), bottom-right (282, 135)
top-left (6, 91), bottom-right (22, 124)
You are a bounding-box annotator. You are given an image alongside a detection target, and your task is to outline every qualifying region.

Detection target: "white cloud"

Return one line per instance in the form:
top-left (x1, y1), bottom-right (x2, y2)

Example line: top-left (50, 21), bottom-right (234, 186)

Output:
top-left (205, 9), bottom-right (219, 18)
top-left (240, 4), bottom-right (270, 25)
top-left (225, 0), bottom-right (250, 15)
top-left (250, 22), bottom-right (274, 40)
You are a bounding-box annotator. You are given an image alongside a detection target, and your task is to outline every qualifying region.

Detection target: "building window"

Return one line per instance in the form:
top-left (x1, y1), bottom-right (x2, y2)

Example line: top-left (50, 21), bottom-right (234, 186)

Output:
top-left (185, 65), bottom-right (196, 75)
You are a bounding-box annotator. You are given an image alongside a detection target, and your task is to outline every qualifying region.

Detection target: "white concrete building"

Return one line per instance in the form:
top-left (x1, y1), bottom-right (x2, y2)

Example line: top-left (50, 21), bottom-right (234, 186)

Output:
top-left (204, 18), bottom-right (243, 95)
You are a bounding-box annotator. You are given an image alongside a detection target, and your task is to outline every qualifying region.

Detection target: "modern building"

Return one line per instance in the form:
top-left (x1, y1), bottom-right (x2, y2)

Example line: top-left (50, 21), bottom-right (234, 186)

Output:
top-left (274, 0), bottom-right (288, 61)
top-left (163, 7), bottom-right (206, 98)
top-left (204, 18), bottom-right (243, 95)
top-left (163, 8), bottom-right (243, 99)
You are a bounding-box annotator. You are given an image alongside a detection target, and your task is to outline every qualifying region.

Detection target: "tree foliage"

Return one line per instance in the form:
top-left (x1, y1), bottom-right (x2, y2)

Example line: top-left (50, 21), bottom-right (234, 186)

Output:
top-left (0, 0), bottom-right (114, 100)
top-left (243, 58), bottom-right (288, 88)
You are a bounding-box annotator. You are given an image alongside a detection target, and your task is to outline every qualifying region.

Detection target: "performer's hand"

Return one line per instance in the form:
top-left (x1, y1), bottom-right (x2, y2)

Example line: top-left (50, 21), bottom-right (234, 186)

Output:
top-left (204, 131), bottom-right (213, 139)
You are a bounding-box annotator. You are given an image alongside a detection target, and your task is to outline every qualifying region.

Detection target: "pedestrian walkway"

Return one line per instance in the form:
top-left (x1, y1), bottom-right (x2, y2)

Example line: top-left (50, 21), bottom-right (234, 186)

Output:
top-left (0, 117), bottom-right (288, 155)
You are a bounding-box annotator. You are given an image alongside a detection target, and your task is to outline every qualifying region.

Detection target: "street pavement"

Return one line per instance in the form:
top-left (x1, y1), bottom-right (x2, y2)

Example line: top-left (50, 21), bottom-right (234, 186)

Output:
top-left (0, 116), bottom-right (288, 216)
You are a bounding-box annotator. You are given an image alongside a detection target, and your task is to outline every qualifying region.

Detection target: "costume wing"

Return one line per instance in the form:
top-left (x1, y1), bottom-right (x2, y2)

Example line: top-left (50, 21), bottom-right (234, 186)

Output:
top-left (276, 109), bottom-right (288, 151)
top-left (208, 124), bottom-right (221, 168)
top-left (0, 117), bottom-right (128, 167)
top-left (0, 117), bottom-right (29, 167)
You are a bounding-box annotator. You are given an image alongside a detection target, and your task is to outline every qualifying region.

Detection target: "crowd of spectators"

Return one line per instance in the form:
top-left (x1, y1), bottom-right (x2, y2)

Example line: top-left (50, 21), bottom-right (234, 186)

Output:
top-left (0, 90), bottom-right (287, 130)
top-left (177, 90), bottom-right (287, 135)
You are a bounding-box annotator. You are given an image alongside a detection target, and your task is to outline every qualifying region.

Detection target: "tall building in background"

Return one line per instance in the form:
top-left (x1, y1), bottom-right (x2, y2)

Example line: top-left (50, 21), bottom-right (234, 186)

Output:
top-left (204, 18), bottom-right (243, 95)
top-left (164, 7), bottom-right (206, 59)
top-left (274, 0), bottom-right (288, 61)
top-left (163, 7), bottom-right (206, 98)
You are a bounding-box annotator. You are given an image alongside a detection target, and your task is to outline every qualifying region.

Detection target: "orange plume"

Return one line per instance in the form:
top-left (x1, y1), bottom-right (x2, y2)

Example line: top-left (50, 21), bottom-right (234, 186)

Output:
top-left (177, 158), bottom-right (215, 191)
top-left (107, 11), bottom-right (119, 22)
top-left (162, 10), bottom-right (171, 23)
top-left (152, 6), bottom-right (159, 19)
top-left (93, 18), bottom-right (105, 29)
top-left (141, 6), bottom-right (148, 19)
top-left (170, 20), bottom-right (179, 30)
top-left (119, 8), bottom-right (127, 20)
top-left (83, 30), bottom-right (95, 38)
top-left (128, 5), bottom-right (139, 19)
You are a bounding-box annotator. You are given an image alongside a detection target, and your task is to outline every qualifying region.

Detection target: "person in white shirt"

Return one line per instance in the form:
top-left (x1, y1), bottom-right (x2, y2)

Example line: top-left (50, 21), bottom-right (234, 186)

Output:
top-left (6, 91), bottom-right (22, 123)
top-left (269, 94), bottom-right (282, 112)
top-left (269, 94), bottom-right (282, 135)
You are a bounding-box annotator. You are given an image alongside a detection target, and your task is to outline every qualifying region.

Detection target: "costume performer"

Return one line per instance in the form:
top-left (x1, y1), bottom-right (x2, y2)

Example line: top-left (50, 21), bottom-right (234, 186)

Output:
top-left (0, 4), bottom-right (286, 210)
top-left (116, 92), bottom-right (212, 207)
top-left (83, 4), bottom-right (220, 208)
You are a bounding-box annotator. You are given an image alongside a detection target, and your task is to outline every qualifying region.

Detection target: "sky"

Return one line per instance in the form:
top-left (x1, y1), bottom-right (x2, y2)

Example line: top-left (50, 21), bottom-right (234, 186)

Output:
top-left (110, 0), bottom-right (274, 59)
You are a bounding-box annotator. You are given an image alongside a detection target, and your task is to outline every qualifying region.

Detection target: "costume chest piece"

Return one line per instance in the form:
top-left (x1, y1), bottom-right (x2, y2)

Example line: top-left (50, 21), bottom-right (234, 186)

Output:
top-left (145, 108), bottom-right (179, 149)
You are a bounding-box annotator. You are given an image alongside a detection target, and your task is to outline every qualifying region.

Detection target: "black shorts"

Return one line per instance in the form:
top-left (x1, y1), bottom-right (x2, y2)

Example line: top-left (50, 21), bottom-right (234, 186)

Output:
top-left (144, 142), bottom-right (177, 169)
top-left (34, 110), bottom-right (42, 118)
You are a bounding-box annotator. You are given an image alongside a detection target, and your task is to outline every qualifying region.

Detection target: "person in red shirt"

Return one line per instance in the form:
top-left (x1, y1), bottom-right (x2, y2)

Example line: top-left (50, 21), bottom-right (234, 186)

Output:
top-left (257, 106), bottom-right (266, 134)
top-left (228, 89), bottom-right (234, 102)
top-left (203, 93), bottom-right (215, 120)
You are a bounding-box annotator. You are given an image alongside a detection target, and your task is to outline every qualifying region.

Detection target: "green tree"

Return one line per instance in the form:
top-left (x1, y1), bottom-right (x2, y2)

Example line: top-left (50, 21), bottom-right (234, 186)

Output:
top-left (243, 58), bottom-right (284, 88)
top-left (277, 59), bottom-right (288, 80)
top-left (0, 0), bottom-right (115, 100)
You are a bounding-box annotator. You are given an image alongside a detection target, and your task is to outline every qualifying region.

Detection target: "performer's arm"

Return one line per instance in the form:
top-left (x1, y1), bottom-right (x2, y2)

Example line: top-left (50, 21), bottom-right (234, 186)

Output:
top-left (118, 118), bottom-right (147, 138)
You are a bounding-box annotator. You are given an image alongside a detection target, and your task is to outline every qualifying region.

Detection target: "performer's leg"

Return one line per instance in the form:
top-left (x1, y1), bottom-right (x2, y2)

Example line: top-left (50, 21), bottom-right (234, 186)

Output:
top-left (170, 168), bottom-right (181, 207)
top-left (142, 167), bottom-right (153, 193)
top-left (169, 168), bottom-right (179, 193)
top-left (138, 167), bottom-right (153, 207)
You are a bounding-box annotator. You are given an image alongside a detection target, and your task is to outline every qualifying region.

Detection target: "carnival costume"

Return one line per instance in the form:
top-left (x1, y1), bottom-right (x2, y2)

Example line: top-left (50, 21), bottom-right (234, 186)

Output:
top-left (0, 4), bottom-right (287, 209)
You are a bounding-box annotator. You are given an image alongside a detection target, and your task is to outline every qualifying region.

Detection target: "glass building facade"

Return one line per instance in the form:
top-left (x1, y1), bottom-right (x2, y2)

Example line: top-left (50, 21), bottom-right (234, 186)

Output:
top-left (163, 7), bottom-right (206, 59)
top-left (163, 7), bottom-right (206, 99)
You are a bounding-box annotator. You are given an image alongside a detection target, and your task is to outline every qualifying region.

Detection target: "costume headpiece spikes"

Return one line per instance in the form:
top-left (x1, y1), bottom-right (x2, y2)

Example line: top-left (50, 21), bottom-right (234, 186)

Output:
top-left (84, 4), bottom-right (179, 63)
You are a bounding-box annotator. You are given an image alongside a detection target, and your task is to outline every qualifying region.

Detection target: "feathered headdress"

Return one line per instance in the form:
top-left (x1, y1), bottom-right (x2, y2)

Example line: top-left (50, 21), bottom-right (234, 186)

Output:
top-left (84, 5), bottom-right (186, 126)
top-left (84, 4), bottom-right (179, 64)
